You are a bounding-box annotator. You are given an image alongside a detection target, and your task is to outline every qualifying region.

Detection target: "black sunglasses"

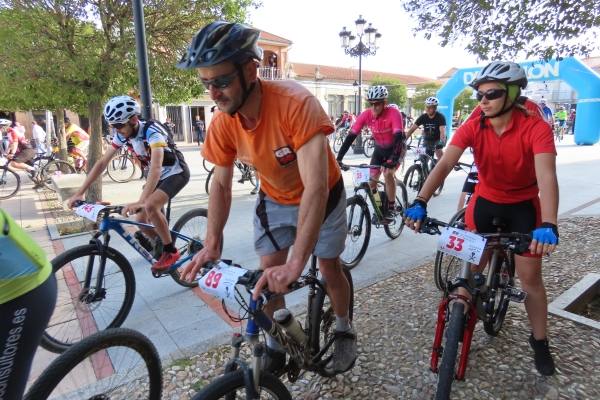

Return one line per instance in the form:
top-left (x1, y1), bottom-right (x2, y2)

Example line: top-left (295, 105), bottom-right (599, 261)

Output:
top-left (110, 122), bottom-right (126, 129)
top-left (200, 70), bottom-right (238, 90)
top-left (476, 88), bottom-right (507, 101)
top-left (369, 100), bottom-right (384, 106)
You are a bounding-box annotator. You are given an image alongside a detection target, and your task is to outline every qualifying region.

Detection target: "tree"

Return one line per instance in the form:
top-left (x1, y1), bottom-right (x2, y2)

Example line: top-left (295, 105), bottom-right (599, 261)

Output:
top-left (369, 76), bottom-right (407, 108)
top-left (0, 0), bottom-right (258, 202)
top-left (453, 88), bottom-right (478, 122)
top-left (412, 82), bottom-right (441, 113)
top-left (402, 0), bottom-right (600, 61)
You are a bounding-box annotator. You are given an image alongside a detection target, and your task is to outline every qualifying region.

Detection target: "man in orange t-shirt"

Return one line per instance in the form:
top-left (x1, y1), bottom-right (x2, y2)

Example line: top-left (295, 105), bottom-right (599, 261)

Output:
top-left (179, 22), bottom-right (355, 375)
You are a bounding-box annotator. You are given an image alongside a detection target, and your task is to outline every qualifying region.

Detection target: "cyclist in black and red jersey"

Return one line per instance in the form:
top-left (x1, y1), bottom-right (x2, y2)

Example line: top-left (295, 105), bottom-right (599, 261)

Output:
top-left (406, 97), bottom-right (446, 160)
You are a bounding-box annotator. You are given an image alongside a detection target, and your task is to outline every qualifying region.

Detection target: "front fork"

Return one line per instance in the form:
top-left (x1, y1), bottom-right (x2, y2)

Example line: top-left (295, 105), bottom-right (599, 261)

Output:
top-left (430, 294), bottom-right (478, 381)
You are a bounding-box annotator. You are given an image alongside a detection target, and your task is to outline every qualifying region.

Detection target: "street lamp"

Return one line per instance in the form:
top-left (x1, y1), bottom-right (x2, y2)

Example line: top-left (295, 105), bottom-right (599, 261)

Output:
top-left (339, 15), bottom-right (381, 152)
top-left (339, 16), bottom-right (381, 114)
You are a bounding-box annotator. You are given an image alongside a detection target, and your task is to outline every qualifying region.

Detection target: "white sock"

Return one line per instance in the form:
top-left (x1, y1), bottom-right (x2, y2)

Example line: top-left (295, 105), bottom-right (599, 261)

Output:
top-left (335, 315), bottom-right (351, 332)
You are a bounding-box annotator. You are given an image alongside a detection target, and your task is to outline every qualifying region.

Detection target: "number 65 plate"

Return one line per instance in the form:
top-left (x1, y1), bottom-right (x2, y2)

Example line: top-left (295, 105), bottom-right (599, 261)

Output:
top-left (437, 227), bottom-right (487, 264)
top-left (199, 261), bottom-right (248, 301)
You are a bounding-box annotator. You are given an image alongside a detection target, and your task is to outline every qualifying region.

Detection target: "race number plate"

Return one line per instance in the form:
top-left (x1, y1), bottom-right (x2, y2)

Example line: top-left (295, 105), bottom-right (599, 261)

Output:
top-left (438, 227), bottom-right (487, 264)
top-left (352, 168), bottom-right (370, 185)
top-left (199, 261), bottom-right (248, 301)
top-left (75, 204), bottom-right (106, 222)
top-left (416, 146), bottom-right (427, 156)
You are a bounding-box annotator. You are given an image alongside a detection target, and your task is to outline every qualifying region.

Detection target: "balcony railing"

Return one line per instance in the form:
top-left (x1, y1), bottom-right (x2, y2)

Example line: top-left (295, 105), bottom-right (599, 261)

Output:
top-left (259, 67), bottom-right (283, 80)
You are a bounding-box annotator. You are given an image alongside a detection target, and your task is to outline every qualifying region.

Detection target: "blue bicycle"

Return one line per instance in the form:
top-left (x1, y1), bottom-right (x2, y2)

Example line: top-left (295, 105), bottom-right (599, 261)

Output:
top-left (40, 201), bottom-right (218, 353)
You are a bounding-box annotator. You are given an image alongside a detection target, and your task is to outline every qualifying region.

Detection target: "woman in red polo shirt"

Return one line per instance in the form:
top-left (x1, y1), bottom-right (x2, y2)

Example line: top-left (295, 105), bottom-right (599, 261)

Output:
top-left (405, 61), bottom-right (559, 376)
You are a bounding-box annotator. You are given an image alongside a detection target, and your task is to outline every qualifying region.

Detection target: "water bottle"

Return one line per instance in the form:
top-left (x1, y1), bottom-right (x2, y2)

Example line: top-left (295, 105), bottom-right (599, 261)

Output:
top-left (273, 309), bottom-right (307, 344)
top-left (372, 190), bottom-right (382, 209)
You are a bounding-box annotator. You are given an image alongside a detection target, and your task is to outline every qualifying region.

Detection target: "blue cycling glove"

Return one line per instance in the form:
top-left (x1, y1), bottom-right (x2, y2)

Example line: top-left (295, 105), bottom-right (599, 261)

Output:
top-left (406, 199), bottom-right (427, 222)
top-left (532, 222), bottom-right (559, 245)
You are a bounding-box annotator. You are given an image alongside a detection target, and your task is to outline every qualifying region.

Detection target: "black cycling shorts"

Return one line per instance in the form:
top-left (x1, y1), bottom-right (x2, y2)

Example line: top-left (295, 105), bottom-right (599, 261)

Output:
top-left (13, 148), bottom-right (35, 164)
top-left (370, 145), bottom-right (394, 168)
top-left (156, 160), bottom-right (190, 199)
top-left (0, 274), bottom-right (57, 400)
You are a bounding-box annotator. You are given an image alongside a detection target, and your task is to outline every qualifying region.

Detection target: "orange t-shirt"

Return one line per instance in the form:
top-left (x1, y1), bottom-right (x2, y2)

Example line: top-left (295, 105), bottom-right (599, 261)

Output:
top-left (203, 80), bottom-right (339, 205)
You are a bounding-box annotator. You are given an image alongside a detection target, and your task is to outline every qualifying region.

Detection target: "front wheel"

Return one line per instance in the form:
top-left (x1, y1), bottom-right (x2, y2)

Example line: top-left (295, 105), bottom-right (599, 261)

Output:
top-left (25, 328), bottom-right (162, 400)
top-left (362, 137), bottom-right (374, 157)
top-left (309, 265), bottom-right (354, 376)
top-left (192, 369), bottom-right (291, 400)
top-left (435, 302), bottom-right (465, 400)
top-left (40, 244), bottom-right (136, 353)
top-left (0, 167), bottom-right (20, 199)
top-left (340, 196), bottom-right (371, 269)
top-left (434, 208), bottom-right (466, 291)
top-left (403, 164), bottom-right (424, 204)
top-left (383, 183), bottom-right (408, 239)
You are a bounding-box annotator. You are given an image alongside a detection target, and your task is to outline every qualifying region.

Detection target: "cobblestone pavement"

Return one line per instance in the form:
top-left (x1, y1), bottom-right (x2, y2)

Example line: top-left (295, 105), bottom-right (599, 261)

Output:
top-left (160, 217), bottom-right (599, 399)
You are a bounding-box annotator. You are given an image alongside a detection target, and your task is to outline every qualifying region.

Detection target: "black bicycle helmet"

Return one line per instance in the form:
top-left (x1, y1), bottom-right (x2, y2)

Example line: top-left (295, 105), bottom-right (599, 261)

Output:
top-left (177, 21), bottom-right (263, 69)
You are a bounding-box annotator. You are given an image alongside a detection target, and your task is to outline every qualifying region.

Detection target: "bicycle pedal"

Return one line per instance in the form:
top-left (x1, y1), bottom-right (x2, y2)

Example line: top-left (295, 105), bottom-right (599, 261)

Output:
top-left (151, 270), bottom-right (170, 278)
top-left (506, 287), bottom-right (527, 303)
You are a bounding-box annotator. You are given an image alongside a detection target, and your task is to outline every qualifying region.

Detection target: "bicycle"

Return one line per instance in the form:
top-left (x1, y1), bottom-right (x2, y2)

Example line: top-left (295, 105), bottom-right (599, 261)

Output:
top-left (191, 256), bottom-right (354, 400)
top-left (339, 163), bottom-right (408, 268)
top-left (205, 159), bottom-right (259, 195)
top-left (41, 200), bottom-right (218, 353)
top-left (32, 151), bottom-right (77, 191)
top-left (418, 216), bottom-right (530, 400)
top-left (106, 145), bottom-right (138, 183)
top-left (24, 327), bottom-right (162, 399)
top-left (402, 144), bottom-right (444, 202)
top-left (554, 121), bottom-right (565, 142)
top-left (331, 126), bottom-right (349, 154)
top-left (361, 128), bottom-right (375, 158)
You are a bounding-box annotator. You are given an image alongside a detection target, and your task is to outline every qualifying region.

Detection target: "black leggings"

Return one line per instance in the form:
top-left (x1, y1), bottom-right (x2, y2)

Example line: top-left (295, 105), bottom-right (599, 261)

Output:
top-left (0, 274), bottom-right (57, 400)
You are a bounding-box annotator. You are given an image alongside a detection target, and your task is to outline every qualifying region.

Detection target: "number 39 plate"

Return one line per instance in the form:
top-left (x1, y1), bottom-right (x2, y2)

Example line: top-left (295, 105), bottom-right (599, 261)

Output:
top-left (438, 227), bottom-right (487, 264)
top-left (199, 262), bottom-right (248, 301)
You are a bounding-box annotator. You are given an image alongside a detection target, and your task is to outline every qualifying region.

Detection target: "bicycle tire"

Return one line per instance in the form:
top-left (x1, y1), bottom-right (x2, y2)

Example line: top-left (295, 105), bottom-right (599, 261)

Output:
top-left (25, 328), bottom-right (162, 400)
top-left (40, 244), bottom-right (136, 353)
top-left (205, 167), bottom-right (214, 194)
top-left (435, 301), bottom-right (465, 400)
top-left (403, 164), bottom-right (424, 203)
top-left (309, 266), bottom-right (354, 365)
top-left (203, 158), bottom-right (214, 172)
top-left (483, 252), bottom-right (514, 336)
top-left (332, 135), bottom-right (343, 153)
top-left (192, 369), bottom-right (291, 400)
top-left (362, 137), bottom-right (374, 158)
top-left (340, 195), bottom-right (371, 269)
top-left (170, 207), bottom-right (220, 288)
top-left (0, 167), bottom-right (20, 199)
top-left (434, 208), bottom-right (466, 291)
top-left (384, 184), bottom-right (408, 239)
top-left (107, 154), bottom-right (136, 183)
top-left (41, 160), bottom-right (76, 191)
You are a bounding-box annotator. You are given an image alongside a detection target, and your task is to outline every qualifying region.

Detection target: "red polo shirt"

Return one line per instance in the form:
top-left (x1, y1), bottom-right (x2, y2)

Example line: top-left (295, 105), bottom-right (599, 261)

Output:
top-left (450, 109), bottom-right (556, 203)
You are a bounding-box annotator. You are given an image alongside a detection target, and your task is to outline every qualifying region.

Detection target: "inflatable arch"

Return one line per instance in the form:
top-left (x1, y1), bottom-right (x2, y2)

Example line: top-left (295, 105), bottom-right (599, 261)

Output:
top-left (437, 57), bottom-right (600, 145)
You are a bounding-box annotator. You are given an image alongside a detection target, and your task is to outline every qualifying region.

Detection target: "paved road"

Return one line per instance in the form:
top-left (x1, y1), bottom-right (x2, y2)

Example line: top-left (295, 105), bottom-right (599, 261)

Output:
top-left (3, 135), bottom-right (599, 371)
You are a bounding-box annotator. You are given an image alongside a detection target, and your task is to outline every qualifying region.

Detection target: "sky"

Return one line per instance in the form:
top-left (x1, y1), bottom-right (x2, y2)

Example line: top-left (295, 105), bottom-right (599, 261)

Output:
top-left (247, 0), bottom-right (482, 80)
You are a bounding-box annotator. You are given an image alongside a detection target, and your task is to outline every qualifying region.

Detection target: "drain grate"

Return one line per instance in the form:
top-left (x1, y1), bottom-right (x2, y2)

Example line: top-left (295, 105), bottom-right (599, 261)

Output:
top-left (549, 273), bottom-right (600, 330)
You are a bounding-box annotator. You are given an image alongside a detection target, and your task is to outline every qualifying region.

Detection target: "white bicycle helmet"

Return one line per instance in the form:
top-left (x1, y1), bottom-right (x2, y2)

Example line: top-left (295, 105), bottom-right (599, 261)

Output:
top-left (425, 97), bottom-right (439, 107)
top-left (103, 96), bottom-right (141, 124)
top-left (0, 119), bottom-right (12, 126)
top-left (470, 61), bottom-right (528, 89)
top-left (366, 85), bottom-right (389, 101)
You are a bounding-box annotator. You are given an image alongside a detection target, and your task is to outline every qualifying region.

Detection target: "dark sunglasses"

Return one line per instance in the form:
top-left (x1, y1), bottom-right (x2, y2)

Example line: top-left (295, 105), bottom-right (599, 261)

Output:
top-left (200, 70), bottom-right (238, 90)
top-left (476, 88), bottom-right (506, 101)
top-left (110, 122), bottom-right (126, 129)
top-left (369, 100), bottom-right (384, 106)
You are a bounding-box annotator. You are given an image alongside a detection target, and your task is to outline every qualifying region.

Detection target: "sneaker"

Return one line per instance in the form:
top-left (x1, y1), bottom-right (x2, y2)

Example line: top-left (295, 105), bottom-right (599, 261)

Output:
top-left (528, 333), bottom-right (555, 376)
top-left (151, 250), bottom-right (180, 273)
top-left (152, 236), bottom-right (164, 260)
top-left (134, 231), bottom-right (154, 253)
top-left (262, 346), bottom-right (286, 376)
top-left (326, 328), bottom-right (357, 374)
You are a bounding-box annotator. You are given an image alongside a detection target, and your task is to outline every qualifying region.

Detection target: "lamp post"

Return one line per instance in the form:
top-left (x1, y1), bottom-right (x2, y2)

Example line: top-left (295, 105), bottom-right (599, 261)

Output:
top-left (339, 16), bottom-right (381, 152)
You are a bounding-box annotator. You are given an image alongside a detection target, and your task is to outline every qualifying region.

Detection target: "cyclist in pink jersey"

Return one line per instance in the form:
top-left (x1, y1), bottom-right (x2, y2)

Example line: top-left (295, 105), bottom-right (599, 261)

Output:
top-left (336, 85), bottom-right (405, 220)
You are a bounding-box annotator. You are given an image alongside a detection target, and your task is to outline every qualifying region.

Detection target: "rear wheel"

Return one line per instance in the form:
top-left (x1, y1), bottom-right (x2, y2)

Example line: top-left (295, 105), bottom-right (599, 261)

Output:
top-left (483, 252), bottom-right (514, 336)
top-left (106, 153), bottom-right (136, 183)
top-left (25, 328), bottom-right (162, 400)
top-left (41, 160), bottom-right (76, 191)
top-left (362, 137), bottom-right (374, 157)
top-left (383, 184), bottom-right (407, 239)
top-left (340, 196), bottom-right (371, 269)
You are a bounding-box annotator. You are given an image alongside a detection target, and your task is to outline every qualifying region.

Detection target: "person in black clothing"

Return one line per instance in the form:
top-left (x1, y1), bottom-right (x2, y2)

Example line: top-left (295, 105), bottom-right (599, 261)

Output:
top-left (406, 96), bottom-right (447, 160)
top-left (194, 115), bottom-right (205, 146)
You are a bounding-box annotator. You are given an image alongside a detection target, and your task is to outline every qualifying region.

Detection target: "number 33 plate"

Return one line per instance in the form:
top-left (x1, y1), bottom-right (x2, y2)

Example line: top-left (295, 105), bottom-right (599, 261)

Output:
top-left (199, 262), bottom-right (248, 301)
top-left (438, 227), bottom-right (487, 264)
